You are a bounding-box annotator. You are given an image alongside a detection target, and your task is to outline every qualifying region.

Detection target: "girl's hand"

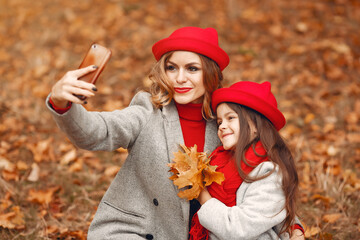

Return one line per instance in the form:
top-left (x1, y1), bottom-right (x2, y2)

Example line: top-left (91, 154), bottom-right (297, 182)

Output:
top-left (290, 229), bottom-right (304, 240)
top-left (50, 65), bottom-right (98, 108)
top-left (197, 187), bottom-right (212, 205)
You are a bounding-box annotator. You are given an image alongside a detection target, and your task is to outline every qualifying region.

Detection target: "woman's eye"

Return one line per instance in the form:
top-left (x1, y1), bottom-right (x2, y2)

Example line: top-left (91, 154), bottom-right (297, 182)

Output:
top-left (166, 65), bottom-right (176, 71)
top-left (188, 66), bottom-right (199, 72)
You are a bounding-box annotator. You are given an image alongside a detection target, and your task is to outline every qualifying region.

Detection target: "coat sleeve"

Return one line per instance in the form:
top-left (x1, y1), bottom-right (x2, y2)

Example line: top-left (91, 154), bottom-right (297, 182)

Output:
top-left (45, 91), bottom-right (154, 151)
top-left (197, 162), bottom-right (287, 240)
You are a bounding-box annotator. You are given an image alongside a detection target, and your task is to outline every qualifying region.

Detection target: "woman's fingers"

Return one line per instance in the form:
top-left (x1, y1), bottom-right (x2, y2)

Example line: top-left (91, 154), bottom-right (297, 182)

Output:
top-left (69, 65), bottom-right (98, 78)
top-left (71, 77), bottom-right (97, 91)
top-left (67, 86), bottom-right (95, 98)
top-left (63, 92), bottom-right (89, 105)
top-left (51, 67), bottom-right (97, 103)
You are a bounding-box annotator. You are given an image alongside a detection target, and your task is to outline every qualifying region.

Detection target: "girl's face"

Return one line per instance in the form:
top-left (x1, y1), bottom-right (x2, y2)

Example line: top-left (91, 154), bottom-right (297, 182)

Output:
top-left (216, 103), bottom-right (240, 150)
top-left (165, 51), bottom-right (205, 104)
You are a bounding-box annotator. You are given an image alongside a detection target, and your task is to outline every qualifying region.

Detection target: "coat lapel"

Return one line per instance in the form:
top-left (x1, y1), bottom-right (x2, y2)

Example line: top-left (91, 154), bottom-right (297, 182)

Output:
top-left (161, 101), bottom-right (190, 224)
top-left (162, 100), bottom-right (184, 163)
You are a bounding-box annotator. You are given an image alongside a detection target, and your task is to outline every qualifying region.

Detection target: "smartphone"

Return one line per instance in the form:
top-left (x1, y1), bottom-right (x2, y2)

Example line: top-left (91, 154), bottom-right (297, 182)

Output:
top-left (78, 43), bottom-right (112, 84)
top-left (75, 43), bottom-right (112, 100)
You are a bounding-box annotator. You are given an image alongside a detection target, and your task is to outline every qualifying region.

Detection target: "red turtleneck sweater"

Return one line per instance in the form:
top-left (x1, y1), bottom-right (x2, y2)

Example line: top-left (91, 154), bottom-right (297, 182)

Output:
top-left (175, 102), bottom-right (206, 152)
top-left (175, 102), bottom-right (207, 231)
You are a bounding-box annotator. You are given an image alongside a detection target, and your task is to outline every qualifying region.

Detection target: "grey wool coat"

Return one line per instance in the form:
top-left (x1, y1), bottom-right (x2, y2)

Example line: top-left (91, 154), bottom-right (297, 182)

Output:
top-left (46, 91), bottom-right (221, 240)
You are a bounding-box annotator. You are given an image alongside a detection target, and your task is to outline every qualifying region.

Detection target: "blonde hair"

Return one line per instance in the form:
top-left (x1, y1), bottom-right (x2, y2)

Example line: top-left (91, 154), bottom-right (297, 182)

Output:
top-left (147, 51), bottom-right (223, 119)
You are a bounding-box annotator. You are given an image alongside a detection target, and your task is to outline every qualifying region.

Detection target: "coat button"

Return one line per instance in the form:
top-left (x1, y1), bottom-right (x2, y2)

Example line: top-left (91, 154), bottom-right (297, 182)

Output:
top-left (146, 234), bottom-right (154, 239)
top-left (153, 198), bottom-right (159, 206)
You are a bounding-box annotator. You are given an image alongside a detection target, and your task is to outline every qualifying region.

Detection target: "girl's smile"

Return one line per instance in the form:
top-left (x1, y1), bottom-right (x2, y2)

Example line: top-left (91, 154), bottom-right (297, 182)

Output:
top-left (221, 133), bottom-right (233, 138)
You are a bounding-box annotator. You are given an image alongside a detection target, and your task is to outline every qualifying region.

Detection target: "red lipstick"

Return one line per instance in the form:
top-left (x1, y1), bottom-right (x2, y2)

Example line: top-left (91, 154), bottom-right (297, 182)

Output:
top-left (174, 88), bottom-right (192, 93)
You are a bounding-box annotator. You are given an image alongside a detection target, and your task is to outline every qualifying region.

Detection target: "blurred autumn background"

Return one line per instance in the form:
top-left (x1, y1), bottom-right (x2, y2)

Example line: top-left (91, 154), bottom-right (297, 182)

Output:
top-left (0, 0), bottom-right (359, 239)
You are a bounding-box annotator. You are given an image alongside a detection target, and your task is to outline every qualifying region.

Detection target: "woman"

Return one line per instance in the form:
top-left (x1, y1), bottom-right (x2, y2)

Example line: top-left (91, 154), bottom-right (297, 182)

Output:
top-left (46, 27), bottom-right (303, 239)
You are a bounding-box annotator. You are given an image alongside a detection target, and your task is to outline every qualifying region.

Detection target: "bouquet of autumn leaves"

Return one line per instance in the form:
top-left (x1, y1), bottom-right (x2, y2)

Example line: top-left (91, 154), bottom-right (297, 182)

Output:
top-left (168, 144), bottom-right (225, 201)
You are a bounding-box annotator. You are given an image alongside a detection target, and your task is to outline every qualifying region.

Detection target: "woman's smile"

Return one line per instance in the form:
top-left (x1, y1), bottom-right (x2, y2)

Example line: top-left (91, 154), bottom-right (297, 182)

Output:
top-left (174, 87), bottom-right (192, 93)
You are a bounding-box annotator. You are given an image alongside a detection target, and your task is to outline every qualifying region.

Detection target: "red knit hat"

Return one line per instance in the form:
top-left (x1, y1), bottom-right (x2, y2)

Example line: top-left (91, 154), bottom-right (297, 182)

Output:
top-left (152, 27), bottom-right (229, 71)
top-left (211, 81), bottom-right (286, 130)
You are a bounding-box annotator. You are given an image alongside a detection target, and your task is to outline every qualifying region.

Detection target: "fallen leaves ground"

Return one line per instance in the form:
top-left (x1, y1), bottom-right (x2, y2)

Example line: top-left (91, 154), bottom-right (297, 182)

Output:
top-left (0, 0), bottom-right (359, 239)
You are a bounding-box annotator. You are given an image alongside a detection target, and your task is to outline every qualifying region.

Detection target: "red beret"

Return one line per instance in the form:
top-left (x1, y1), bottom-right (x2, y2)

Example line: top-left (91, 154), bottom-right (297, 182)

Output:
top-left (211, 81), bottom-right (286, 130)
top-left (152, 27), bottom-right (229, 71)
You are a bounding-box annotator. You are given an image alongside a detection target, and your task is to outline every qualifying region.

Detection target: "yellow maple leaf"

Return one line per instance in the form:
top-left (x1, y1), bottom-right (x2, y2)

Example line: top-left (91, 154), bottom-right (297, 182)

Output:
top-left (168, 144), bottom-right (225, 201)
top-left (204, 165), bottom-right (225, 186)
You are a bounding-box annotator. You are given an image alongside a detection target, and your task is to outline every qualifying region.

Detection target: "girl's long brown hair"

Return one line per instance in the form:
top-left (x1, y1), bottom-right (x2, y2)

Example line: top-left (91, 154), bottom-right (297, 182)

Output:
top-left (226, 103), bottom-right (299, 235)
top-left (147, 51), bottom-right (223, 119)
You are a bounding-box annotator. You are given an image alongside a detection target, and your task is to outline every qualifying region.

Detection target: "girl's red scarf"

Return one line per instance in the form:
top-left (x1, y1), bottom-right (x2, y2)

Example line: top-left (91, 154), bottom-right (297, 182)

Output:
top-left (189, 141), bottom-right (268, 240)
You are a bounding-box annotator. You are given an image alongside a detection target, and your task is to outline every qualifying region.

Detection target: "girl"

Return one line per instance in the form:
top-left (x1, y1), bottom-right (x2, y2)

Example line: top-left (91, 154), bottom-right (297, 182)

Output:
top-left (190, 81), bottom-right (302, 239)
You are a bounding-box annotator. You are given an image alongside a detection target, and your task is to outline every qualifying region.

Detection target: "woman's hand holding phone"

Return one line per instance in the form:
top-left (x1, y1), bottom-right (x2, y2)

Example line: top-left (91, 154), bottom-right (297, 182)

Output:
top-left (50, 65), bottom-right (98, 107)
top-left (51, 43), bottom-right (112, 108)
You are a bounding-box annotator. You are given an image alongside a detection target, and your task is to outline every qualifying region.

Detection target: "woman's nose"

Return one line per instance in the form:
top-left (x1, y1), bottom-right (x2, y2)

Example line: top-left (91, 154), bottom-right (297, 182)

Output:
top-left (176, 69), bottom-right (187, 83)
